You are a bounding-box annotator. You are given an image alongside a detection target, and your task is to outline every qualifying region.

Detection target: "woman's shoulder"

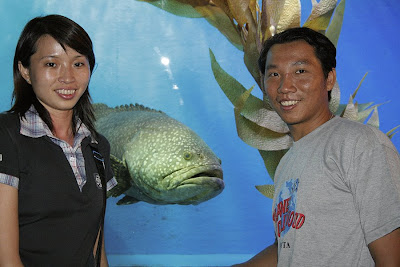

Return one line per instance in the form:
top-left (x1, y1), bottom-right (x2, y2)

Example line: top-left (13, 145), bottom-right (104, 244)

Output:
top-left (0, 112), bottom-right (20, 130)
top-left (94, 133), bottom-right (111, 152)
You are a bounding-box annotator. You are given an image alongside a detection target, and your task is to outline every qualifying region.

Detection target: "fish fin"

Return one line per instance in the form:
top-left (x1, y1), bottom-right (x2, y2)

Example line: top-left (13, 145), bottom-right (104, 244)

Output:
top-left (107, 154), bottom-right (132, 198)
top-left (117, 195), bottom-right (141, 205)
top-left (114, 103), bottom-right (165, 114)
top-left (93, 103), bottom-right (114, 120)
top-left (94, 103), bottom-right (166, 120)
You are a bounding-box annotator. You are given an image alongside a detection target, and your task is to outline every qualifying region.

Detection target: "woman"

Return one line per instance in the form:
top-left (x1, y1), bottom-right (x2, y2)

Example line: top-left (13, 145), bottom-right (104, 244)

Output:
top-left (0, 15), bottom-right (116, 266)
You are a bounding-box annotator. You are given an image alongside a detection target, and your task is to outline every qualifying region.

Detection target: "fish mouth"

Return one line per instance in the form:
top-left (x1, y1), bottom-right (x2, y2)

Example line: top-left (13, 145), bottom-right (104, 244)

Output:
top-left (164, 164), bottom-right (223, 190)
top-left (158, 164), bottom-right (224, 205)
top-left (180, 168), bottom-right (223, 185)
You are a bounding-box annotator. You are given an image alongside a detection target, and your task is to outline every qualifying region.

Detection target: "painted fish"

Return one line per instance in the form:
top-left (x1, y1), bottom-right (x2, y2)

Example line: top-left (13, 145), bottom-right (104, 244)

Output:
top-left (94, 103), bottom-right (224, 205)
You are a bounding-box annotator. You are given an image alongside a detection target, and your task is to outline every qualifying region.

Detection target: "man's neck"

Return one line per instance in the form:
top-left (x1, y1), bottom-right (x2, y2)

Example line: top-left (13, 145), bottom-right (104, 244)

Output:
top-left (289, 112), bottom-right (334, 142)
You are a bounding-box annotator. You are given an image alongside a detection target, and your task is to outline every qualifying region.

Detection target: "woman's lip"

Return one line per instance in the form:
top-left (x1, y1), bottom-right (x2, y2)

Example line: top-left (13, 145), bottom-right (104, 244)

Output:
top-left (55, 89), bottom-right (77, 99)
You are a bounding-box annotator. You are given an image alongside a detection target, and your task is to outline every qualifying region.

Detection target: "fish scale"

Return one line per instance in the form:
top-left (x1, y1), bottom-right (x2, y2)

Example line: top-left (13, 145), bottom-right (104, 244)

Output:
top-left (94, 103), bottom-right (224, 205)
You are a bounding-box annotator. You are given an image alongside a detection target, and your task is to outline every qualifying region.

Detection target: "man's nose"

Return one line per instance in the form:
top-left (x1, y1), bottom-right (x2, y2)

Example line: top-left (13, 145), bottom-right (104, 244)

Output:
top-left (278, 73), bottom-right (296, 94)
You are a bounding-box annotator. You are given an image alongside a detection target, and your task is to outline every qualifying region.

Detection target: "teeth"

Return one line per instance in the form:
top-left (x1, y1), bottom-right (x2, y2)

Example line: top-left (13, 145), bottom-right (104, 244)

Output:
top-left (56, 89), bottom-right (75, 95)
top-left (281, 100), bottom-right (299, 106)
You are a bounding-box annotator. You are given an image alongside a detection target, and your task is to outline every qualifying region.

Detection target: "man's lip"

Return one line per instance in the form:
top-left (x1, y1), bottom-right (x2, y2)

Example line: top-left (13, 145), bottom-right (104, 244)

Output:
top-left (279, 100), bottom-right (300, 107)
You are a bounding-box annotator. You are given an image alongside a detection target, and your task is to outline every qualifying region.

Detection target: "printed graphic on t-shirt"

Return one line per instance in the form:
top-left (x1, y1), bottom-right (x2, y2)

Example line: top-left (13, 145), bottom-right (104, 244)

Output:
top-left (273, 178), bottom-right (305, 238)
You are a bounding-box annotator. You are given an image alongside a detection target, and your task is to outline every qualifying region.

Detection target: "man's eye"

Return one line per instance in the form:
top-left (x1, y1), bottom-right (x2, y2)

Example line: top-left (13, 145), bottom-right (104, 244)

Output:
top-left (268, 72), bottom-right (279, 77)
top-left (296, 69), bottom-right (305, 74)
top-left (74, 62), bottom-right (85, 67)
top-left (46, 62), bottom-right (56, 67)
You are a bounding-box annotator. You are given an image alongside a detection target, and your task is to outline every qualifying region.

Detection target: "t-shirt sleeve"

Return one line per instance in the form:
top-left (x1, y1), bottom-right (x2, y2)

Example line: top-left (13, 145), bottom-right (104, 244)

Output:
top-left (0, 115), bottom-right (20, 187)
top-left (349, 130), bottom-right (400, 245)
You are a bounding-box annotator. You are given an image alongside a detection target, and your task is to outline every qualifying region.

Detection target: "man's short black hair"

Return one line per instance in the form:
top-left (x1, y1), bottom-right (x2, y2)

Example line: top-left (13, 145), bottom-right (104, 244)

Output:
top-left (258, 27), bottom-right (336, 79)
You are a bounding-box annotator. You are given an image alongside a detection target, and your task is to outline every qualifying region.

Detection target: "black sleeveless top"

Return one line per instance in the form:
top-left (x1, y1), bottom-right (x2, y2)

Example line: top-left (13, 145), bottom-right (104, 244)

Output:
top-left (0, 113), bottom-right (113, 266)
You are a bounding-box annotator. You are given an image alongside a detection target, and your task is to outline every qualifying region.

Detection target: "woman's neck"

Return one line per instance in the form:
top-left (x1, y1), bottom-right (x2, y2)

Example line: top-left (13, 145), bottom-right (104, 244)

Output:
top-left (50, 110), bottom-right (75, 146)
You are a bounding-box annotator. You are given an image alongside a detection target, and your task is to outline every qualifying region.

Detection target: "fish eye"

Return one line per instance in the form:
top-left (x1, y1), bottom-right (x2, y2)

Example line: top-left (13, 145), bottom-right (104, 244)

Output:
top-left (183, 152), bottom-right (192, 160)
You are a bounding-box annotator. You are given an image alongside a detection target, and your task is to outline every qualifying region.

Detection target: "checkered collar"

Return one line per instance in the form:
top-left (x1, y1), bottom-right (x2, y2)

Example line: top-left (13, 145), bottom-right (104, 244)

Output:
top-left (20, 105), bottom-right (91, 144)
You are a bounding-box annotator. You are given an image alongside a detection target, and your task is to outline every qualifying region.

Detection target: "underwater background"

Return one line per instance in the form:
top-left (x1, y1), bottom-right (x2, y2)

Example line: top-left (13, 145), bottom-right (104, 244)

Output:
top-left (1, 1), bottom-right (399, 266)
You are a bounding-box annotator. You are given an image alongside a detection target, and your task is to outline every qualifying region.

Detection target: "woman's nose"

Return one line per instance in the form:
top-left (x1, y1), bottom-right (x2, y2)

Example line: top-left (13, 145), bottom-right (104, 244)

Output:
top-left (58, 65), bottom-right (75, 83)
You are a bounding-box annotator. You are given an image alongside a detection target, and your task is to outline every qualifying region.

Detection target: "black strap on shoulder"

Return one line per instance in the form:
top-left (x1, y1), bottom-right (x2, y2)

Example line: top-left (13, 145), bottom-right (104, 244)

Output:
top-left (90, 144), bottom-right (107, 267)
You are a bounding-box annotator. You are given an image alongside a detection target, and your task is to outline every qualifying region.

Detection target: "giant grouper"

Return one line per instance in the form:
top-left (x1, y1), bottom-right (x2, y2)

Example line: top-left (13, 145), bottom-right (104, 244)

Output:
top-left (94, 103), bottom-right (224, 205)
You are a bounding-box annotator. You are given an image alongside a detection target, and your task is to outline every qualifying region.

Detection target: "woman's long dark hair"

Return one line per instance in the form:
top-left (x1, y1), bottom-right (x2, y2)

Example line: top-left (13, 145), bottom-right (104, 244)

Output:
top-left (10, 14), bottom-right (97, 136)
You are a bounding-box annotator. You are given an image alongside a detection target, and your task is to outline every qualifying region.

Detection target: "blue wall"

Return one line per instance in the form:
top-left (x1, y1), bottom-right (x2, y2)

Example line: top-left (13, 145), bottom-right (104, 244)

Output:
top-left (1, 1), bottom-right (399, 266)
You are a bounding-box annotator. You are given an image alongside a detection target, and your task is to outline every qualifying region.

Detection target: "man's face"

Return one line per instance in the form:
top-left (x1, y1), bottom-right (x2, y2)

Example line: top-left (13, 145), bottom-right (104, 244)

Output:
top-left (263, 40), bottom-right (335, 133)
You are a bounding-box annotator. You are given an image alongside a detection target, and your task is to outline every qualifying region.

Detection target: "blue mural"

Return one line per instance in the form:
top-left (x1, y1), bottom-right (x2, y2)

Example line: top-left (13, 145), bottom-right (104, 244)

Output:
top-left (1, 0), bottom-right (399, 266)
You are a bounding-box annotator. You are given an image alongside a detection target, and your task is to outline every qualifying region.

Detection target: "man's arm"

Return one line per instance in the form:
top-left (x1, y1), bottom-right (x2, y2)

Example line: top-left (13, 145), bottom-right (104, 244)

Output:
top-left (232, 241), bottom-right (278, 267)
top-left (0, 183), bottom-right (24, 266)
top-left (368, 228), bottom-right (400, 266)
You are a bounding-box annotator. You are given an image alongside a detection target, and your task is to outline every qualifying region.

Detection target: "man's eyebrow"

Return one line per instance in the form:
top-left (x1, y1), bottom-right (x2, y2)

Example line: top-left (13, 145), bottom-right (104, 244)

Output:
top-left (266, 64), bottom-right (277, 70)
top-left (293, 60), bottom-right (310, 66)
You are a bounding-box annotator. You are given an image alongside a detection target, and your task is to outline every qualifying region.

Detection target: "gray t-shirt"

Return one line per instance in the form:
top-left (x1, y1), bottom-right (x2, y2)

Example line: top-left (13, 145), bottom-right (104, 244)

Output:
top-left (272, 116), bottom-right (400, 266)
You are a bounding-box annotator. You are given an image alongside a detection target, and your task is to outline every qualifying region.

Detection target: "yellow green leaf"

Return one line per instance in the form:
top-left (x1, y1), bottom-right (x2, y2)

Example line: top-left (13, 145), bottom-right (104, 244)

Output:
top-left (227, 0), bottom-right (251, 27)
top-left (357, 103), bottom-right (382, 123)
top-left (197, 5), bottom-right (243, 49)
top-left (329, 81), bottom-right (341, 113)
top-left (325, 0), bottom-right (345, 46)
top-left (366, 107), bottom-right (380, 128)
top-left (303, 0), bottom-right (338, 32)
top-left (210, 49), bottom-right (288, 132)
top-left (234, 88), bottom-right (292, 150)
top-left (255, 184), bottom-right (275, 199)
top-left (387, 125), bottom-right (400, 139)
top-left (258, 149), bottom-right (288, 181)
top-left (352, 72), bottom-right (368, 100)
top-left (275, 0), bottom-right (301, 34)
top-left (341, 95), bottom-right (358, 120)
top-left (242, 12), bottom-right (262, 89)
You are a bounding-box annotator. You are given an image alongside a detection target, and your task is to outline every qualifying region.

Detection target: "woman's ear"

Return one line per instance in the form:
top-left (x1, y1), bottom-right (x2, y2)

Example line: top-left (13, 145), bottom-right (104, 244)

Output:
top-left (18, 61), bottom-right (31, 84)
top-left (326, 68), bottom-right (336, 92)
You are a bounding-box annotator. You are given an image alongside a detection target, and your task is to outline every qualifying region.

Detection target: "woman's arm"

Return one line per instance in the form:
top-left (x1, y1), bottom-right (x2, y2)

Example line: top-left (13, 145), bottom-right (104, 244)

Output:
top-left (93, 227), bottom-right (109, 267)
top-left (100, 235), bottom-right (109, 267)
top-left (0, 183), bottom-right (23, 266)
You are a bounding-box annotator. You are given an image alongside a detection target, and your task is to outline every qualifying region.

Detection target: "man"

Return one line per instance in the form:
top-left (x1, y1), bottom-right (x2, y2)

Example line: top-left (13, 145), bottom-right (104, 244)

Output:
top-left (234, 27), bottom-right (400, 266)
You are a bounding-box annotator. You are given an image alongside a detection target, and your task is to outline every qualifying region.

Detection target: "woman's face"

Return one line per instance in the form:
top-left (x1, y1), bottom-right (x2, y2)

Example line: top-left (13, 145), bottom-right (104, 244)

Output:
top-left (18, 34), bottom-right (91, 116)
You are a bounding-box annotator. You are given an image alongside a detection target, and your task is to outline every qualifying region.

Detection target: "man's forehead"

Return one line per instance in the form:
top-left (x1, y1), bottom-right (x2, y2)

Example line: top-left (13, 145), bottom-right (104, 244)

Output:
top-left (265, 41), bottom-right (317, 66)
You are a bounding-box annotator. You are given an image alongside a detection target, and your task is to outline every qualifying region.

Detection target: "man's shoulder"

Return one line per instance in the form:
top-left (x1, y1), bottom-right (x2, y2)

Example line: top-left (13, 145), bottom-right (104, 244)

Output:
top-left (332, 117), bottom-right (395, 150)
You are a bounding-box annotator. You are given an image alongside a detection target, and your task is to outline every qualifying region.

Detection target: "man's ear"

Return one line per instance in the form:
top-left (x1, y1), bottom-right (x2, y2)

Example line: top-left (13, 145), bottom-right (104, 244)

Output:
top-left (326, 68), bottom-right (336, 92)
top-left (18, 61), bottom-right (31, 84)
